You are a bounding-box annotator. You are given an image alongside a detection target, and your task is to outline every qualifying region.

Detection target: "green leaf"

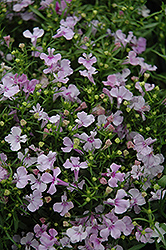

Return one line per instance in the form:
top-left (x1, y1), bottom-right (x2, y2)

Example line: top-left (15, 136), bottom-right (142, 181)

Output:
top-left (152, 50), bottom-right (166, 60)
top-left (128, 243), bottom-right (146, 250)
top-left (29, 6), bottom-right (47, 21)
top-left (158, 175), bottom-right (166, 188)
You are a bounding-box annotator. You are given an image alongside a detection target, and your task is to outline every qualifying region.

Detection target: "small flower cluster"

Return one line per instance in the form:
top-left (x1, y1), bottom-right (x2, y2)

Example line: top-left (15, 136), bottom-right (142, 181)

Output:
top-left (0, 0), bottom-right (166, 250)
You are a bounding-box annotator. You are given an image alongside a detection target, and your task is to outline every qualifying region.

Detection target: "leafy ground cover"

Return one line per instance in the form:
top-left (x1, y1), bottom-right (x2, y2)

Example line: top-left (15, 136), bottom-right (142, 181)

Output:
top-left (0, 0), bottom-right (166, 249)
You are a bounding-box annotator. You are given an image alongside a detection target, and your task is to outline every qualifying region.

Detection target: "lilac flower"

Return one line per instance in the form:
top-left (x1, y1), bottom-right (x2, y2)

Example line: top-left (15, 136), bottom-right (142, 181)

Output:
top-left (75, 111), bottom-right (95, 128)
top-left (30, 103), bottom-right (49, 128)
top-left (0, 166), bottom-right (8, 182)
top-left (123, 51), bottom-right (140, 65)
top-left (0, 73), bottom-right (20, 100)
top-left (5, 126), bottom-right (27, 151)
top-left (63, 157), bottom-right (88, 182)
top-left (29, 173), bottom-right (47, 192)
top-left (13, 166), bottom-right (30, 189)
top-left (78, 53), bottom-right (97, 69)
top-left (39, 228), bottom-right (58, 248)
top-left (55, 0), bottom-right (70, 15)
top-left (152, 222), bottom-right (166, 243)
top-left (100, 216), bottom-right (125, 240)
top-left (58, 84), bottom-right (80, 103)
top-left (52, 59), bottom-right (73, 83)
top-left (133, 134), bottom-right (156, 156)
top-left (138, 57), bottom-right (157, 75)
top-left (130, 164), bottom-right (144, 180)
top-left (130, 36), bottom-right (146, 54)
top-left (34, 223), bottom-right (48, 238)
top-left (103, 163), bottom-right (125, 187)
top-left (13, 0), bottom-right (34, 12)
top-left (79, 66), bottom-right (98, 85)
top-left (89, 234), bottom-right (105, 250)
top-left (40, 0), bottom-right (53, 9)
top-left (106, 110), bottom-right (124, 126)
top-left (78, 131), bottom-right (102, 152)
top-left (128, 96), bottom-right (150, 120)
top-left (110, 86), bottom-right (133, 108)
top-left (66, 225), bottom-right (87, 243)
top-left (135, 226), bottom-right (154, 243)
top-left (20, 232), bottom-right (39, 250)
top-left (23, 27), bottom-right (44, 47)
top-left (23, 79), bottom-right (39, 95)
top-left (41, 167), bottom-right (62, 195)
top-left (53, 191), bottom-right (74, 216)
top-left (61, 137), bottom-right (84, 154)
top-left (52, 16), bottom-right (78, 40)
top-left (135, 81), bottom-right (155, 96)
top-left (128, 188), bottom-right (146, 214)
top-left (25, 190), bottom-right (43, 212)
top-left (18, 148), bottom-right (37, 167)
top-left (121, 216), bottom-right (134, 236)
top-left (149, 189), bottom-right (166, 202)
top-left (37, 151), bottom-right (57, 172)
top-left (40, 47), bottom-right (61, 66)
top-left (113, 29), bottom-right (133, 47)
top-left (102, 74), bottom-right (119, 88)
top-left (104, 189), bottom-right (130, 214)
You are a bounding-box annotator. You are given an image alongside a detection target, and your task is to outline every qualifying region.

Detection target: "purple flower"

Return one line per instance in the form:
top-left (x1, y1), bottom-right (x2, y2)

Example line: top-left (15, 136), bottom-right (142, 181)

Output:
top-left (79, 66), bottom-right (98, 85)
top-left (102, 74), bottom-right (119, 88)
top-left (37, 151), bottom-right (57, 172)
top-left (0, 73), bottom-right (20, 100)
top-left (78, 53), bottom-right (97, 70)
top-left (121, 216), bottom-right (134, 236)
top-left (23, 27), bottom-right (44, 47)
top-left (106, 110), bottom-right (124, 126)
top-left (0, 166), bottom-right (8, 182)
top-left (23, 79), bottom-right (39, 95)
top-left (40, 47), bottom-right (61, 66)
top-left (39, 228), bottom-right (58, 248)
top-left (66, 225), bottom-right (87, 243)
top-left (89, 234), bottom-right (105, 250)
top-left (135, 81), bottom-right (155, 96)
top-left (138, 57), bottom-right (157, 75)
top-left (114, 29), bottom-right (133, 47)
top-left (63, 156), bottom-right (88, 182)
top-left (58, 84), bottom-right (80, 103)
top-left (103, 163), bottom-right (125, 187)
top-left (18, 148), bottom-right (37, 167)
top-left (5, 126), bottom-right (27, 151)
top-left (79, 131), bottom-right (102, 152)
top-left (123, 51), bottom-right (140, 65)
top-left (130, 36), bottom-right (146, 54)
top-left (29, 173), bottom-right (47, 192)
top-left (53, 191), bottom-right (74, 216)
top-left (34, 223), bottom-right (48, 238)
top-left (110, 86), bottom-right (133, 108)
top-left (104, 189), bottom-right (130, 214)
top-left (129, 188), bottom-right (146, 214)
top-left (135, 226), bottom-right (154, 243)
top-left (13, 166), bottom-right (30, 189)
top-left (20, 232), bottom-right (39, 250)
top-left (100, 216), bottom-right (125, 240)
top-left (13, 0), bottom-right (34, 12)
top-left (75, 111), bottom-right (95, 128)
top-left (61, 137), bottom-right (83, 154)
top-left (133, 134), bottom-right (156, 156)
top-left (25, 190), bottom-right (43, 212)
top-left (128, 96), bottom-right (150, 120)
top-left (41, 167), bottom-right (61, 195)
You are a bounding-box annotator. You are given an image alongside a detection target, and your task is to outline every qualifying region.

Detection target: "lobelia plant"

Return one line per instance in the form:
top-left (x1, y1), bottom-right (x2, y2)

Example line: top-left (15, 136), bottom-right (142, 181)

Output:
top-left (0, 0), bottom-right (166, 249)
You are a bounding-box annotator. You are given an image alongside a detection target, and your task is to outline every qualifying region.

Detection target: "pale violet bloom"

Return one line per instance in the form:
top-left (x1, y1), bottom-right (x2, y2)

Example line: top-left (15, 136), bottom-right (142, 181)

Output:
top-left (75, 111), bottom-right (95, 128)
top-left (40, 47), bottom-right (61, 66)
top-left (53, 191), bottom-right (74, 216)
top-left (23, 27), bottom-right (44, 47)
top-left (66, 225), bottom-right (87, 243)
top-left (78, 53), bottom-right (97, 70)
top-left (152, 222), bottom-right (166, 243)
top-left (13, 0), bottom-right (34, 12)
top-left (20, 232), bottom-right (39, 250)
top-left (39, 228), bottom-right (58, 248)
top-left (78, 131), bottom-right (102, 152)
top-left (5, 126), bottom-right (27, 151)
top-left (18, 148), bottom-right (37, 167)
top-left (79, 66), bottom-right (98, 85)
top-left (37, 151), bottom-right (57, 172)
top-left (13, 166), bottom-right (30, 189)
top-left (128, 188), bottom-right (146, 214)
top-left (133, 134), bottom-right (156, 156)
top-left (103, 163), bottom-right (125, 188)
top-left (63, 156), bottom-right (88, 182)
top-left (25, 190), bottom-right (43, 212)
top-left (104, 189), bottom-right (130, 214)
top-left (110, 86), bottom-right (133, 108)
top-left (0, 73), bottom-right (20, 100)
top-left (29, 173), bottom-right (47, 192)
